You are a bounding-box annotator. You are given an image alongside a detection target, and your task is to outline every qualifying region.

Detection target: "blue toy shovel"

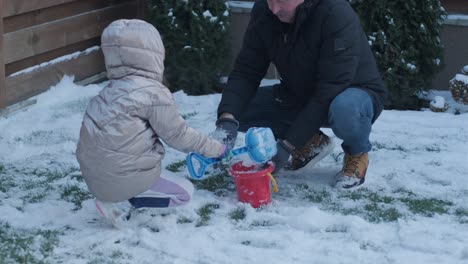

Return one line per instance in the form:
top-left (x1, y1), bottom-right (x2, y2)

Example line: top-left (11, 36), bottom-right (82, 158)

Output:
top-left (186, 127), bottom-right (277, 179)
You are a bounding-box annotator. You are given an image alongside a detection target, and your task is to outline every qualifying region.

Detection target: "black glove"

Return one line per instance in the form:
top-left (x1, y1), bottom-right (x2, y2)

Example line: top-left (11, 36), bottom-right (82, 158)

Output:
top-left (215, 117), bottom-right (239, 150)
top-left (272, 140), bottom-right (294, 173)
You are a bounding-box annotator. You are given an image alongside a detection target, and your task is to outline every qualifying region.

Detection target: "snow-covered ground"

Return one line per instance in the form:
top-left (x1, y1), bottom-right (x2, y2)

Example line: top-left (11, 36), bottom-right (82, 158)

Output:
top-left (0, 76), bottom-right (467, 264)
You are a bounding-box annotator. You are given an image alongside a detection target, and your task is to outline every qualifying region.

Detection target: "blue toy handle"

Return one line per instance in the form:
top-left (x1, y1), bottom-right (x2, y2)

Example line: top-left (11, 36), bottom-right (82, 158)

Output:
top-left (231, 146), bottom-right (249, 156)
top-left (186, 146), bottom-right (249, 179)
top-left (186, 152), bottom-right (219, 179)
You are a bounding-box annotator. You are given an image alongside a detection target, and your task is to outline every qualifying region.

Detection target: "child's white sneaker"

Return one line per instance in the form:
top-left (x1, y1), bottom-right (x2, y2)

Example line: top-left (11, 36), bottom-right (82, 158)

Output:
top-left (94, 199), bottom-right (132, 228)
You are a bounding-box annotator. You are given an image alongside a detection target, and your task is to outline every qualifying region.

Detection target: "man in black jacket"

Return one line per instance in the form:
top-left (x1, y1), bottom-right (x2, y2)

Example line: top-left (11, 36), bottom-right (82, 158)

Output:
top-left (216, 0), bottom-right (387, 188)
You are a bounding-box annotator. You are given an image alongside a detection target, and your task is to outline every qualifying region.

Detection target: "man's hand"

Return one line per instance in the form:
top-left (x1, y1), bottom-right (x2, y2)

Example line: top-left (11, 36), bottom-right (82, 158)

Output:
top-left (272, 140), bottom-right (295, 173)
top-left (215, 115), bottom-right (239, 150)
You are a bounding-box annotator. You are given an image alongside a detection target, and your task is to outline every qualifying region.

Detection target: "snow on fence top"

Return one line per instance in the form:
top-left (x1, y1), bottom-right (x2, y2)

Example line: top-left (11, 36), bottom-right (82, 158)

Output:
top-left (0, 0), bottom-right (144, 109)
top-left (444, 14), bottom-right (468, 26)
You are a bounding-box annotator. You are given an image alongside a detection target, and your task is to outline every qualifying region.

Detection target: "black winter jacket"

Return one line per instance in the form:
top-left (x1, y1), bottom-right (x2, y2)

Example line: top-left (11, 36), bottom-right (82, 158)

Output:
top-left (218, 0), bottom-right (387, 149)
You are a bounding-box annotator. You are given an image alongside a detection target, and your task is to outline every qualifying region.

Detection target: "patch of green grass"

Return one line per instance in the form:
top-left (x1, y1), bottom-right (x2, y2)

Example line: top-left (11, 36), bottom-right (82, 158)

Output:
top-left (177, 216), bottom-right (194, 224)
top-left (166, 160), bottom-right (186, 172)
top-left (362, 204), bottom-right (402, 222)
top-left (60, 185), bottom-right (93, 210)
top-left (70, 174), bottom-right (84, 182)
top-left (359, 241), bottom-right (381, 251)
top-left (23, 192), bottom-right (48, 204)
top-left (303, 188), bottom-right (333, 204)
top-left (342, 188), bottom-right (395, 204)
top-left (0, 175), bottom-right (17, 193)
top-left (426, 161), bottom-right (442, 167)
top-left (110, 250), bottom-right (131, 260)
top-left (338, 188), bottom-right (456, 222)
top-left (297, 187), bottom-right (403, 223)
top-left (251, 220), bottom-right (274, 227)
top-left (400, 197), bottom-right (452, 216)
top-left (37, 230), bottom-right (60, 260)
top-left (67, 167), bottom-right (83, 182)
top-left (181, 111), bottom-right (198, 120)
top-left (325, 225), bottom-right (348, 233)
top-left (4, 166), bottom-right (85, 208)
top-left (297, 186), bottom-right (458, 223)
top-left (22, 178), bottom-right (52, 191)
top-left (29, 168), bottom-right (70, 183)
top-left (229, 207), bottom-right (246, 221)
top-left (192, 171), bottom-right (235, 196)
top-left (196, 203), bottom-right (220, 227)
top-left (455, 208), bottom-right (468, 224)
top-left (339, 206), bottom-right (402, 223)
top-left (87, 251), bottom-right (132, 264)
top-left (1, 165), bottom-right (81, 203)
top-left (372, 142), bottom-right (407, 152)
top-left (15, 130), bottom-right (75, 145)
top-left (318, 188), bottom-right (402, 223)
top-left (392, 188), bottom-right (415, 196)
top-left (149, 227), bottom-right (160, 233)
top-left (425, 145), bottom-right (441, 152)
top-left (0, 222), bottom-right (60, 264)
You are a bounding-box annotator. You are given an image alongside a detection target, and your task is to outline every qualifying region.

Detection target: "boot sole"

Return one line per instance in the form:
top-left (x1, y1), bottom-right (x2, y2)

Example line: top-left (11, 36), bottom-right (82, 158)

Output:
top-left (286, 139), bottom-right (335, 171)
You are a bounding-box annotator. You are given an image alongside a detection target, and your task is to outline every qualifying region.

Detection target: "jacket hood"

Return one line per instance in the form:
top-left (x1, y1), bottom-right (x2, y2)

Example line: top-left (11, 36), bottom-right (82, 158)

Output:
top-left (101, 19), bottom-right (165, 81)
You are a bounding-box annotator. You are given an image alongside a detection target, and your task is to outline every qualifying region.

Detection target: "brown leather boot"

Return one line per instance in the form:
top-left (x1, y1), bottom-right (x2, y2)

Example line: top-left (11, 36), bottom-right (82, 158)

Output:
top-left (285, 130), bottom-right (334, 171)
top-left (335, 152), bottom-right (368, 188)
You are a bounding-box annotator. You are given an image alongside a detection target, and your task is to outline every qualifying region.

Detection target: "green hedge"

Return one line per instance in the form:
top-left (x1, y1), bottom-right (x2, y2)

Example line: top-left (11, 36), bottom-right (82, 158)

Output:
top-left (350, 0), bottom-right (446, 109)
top-left (147, 0), bottom-right (230, 95)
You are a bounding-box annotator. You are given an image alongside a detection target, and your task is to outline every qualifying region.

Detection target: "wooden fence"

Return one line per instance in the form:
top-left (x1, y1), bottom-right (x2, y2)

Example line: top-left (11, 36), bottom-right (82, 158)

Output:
top-left (0, 0), bottom-right (145, 110)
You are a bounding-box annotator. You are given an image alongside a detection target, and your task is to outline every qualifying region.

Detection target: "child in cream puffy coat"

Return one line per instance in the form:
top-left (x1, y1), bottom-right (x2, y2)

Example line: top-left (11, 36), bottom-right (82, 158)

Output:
top-left (76, 19), bottom-right (228, 227)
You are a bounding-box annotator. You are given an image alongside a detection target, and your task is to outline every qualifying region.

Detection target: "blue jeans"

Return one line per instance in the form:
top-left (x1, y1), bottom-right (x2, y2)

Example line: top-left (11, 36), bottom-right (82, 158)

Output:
top-left (238, 86), bottom-right (374, 155)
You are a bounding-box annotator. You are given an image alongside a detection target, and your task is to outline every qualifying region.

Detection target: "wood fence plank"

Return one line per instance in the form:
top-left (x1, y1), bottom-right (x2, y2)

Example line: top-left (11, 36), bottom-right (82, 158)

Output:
top-left (3, 0), bottom-right (119, 33)
top-left (3, 1), bottom-right (136, 64)
top-left (5, 37), bottom-right (100, 76)
top-left (0, 0), bottom-right (6, 109)
top-left (3, 0), bottom-right (78, 18)
top-left (5, 48), bottom-right (105, 106)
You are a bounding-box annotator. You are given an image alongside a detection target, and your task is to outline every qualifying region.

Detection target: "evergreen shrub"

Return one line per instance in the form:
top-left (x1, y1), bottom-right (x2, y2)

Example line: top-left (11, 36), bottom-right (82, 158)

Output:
top-left (147, 0), bottom-right (230, 95)
top-left (350, 0), bottom-right (446, 109)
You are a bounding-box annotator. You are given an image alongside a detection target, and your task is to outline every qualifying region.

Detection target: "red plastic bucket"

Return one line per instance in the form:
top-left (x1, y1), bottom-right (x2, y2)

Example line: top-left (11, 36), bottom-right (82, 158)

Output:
top-left (229, 161), bottom-right (278, 208)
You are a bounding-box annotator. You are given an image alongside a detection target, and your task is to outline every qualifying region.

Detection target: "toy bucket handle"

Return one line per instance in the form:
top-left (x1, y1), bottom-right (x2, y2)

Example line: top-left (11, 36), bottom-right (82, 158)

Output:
top-left (267, 173), bottom-right (278, 192)
top-left (186, 152), bottom-right (219, 179)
